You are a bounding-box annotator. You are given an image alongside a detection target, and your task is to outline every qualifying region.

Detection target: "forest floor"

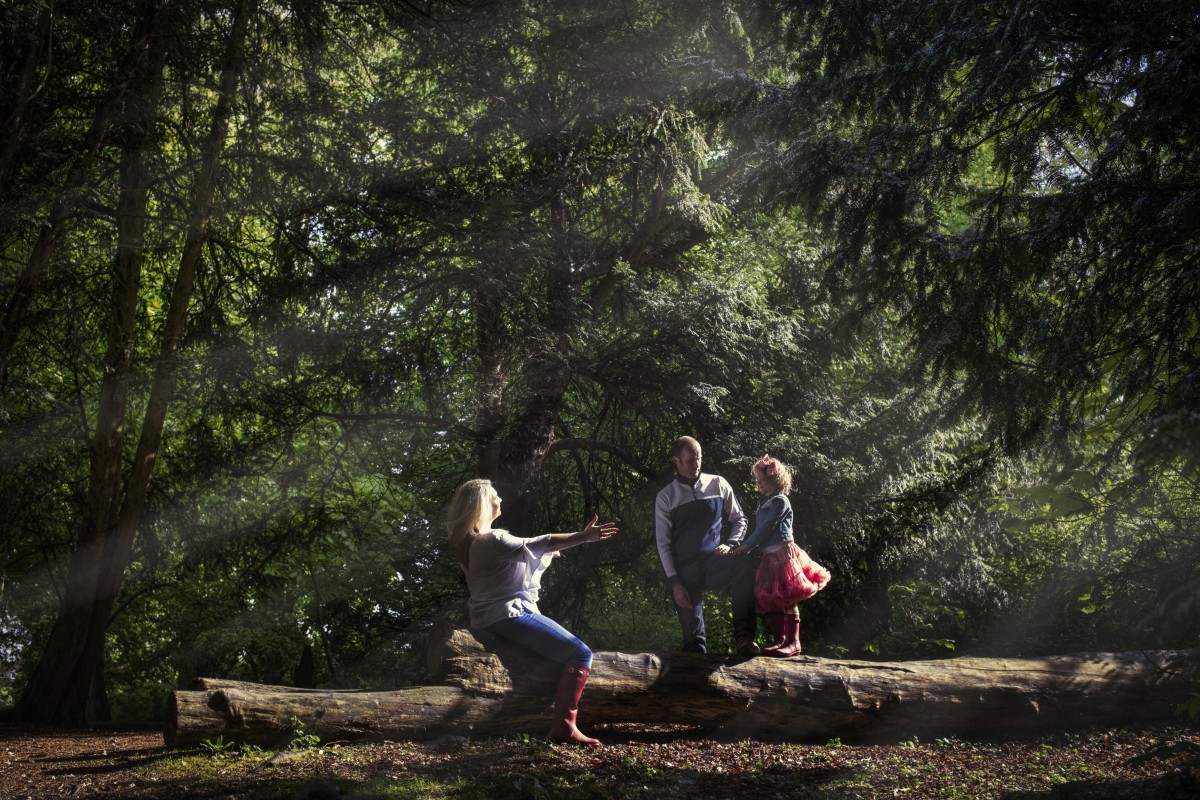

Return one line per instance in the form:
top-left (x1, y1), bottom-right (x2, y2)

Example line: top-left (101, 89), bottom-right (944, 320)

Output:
top-left (2, 721), bottom-right (1200, 800)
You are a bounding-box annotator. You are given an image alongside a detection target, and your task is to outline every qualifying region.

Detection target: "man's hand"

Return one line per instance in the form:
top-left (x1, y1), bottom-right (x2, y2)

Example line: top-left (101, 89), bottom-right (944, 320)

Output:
top-left (671, 583), bottom-right (692, 609)
top-left (714, 544), bottom-right (731, 555)
top-left (727, 544), bottom-right (752, 556)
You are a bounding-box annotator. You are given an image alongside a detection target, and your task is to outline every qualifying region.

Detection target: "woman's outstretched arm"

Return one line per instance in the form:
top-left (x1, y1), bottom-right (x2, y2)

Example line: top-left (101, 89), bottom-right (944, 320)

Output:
top-left (545, 515), bottom-right (618, 552)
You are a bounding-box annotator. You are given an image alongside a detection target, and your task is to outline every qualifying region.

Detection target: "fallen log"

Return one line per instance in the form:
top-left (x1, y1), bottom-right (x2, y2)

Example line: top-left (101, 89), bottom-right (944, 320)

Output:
top-left (164, 628), bottom-right (1200, 747)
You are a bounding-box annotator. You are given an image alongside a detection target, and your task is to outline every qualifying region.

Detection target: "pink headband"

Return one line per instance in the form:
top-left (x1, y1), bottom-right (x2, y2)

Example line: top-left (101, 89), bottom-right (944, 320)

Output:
top-left (757, 454), bottom-right (776, 475)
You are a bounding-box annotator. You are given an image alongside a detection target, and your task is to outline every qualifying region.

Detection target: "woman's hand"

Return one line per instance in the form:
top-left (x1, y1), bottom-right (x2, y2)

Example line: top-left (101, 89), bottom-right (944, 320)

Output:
top-left (727, 544), bottom-right (753, 556)
top-left (581, 515), bottom-right (619, 543)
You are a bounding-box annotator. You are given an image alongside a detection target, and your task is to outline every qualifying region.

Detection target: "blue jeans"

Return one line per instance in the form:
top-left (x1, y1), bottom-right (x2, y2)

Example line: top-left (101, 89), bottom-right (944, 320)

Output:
top-left (485, 608), bottom-right (593, 668)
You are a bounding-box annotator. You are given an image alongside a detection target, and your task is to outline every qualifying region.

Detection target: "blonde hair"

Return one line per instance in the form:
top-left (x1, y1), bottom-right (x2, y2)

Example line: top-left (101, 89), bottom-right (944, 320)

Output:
top-left (447, 479), bottom-right (495, 568)
top-left (752, 457), bottom-right (793, 495)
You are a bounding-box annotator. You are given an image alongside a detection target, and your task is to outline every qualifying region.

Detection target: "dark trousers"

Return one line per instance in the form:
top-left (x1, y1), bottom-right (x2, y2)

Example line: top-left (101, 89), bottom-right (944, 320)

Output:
top-left (671, 552), bottom-right (758, 653)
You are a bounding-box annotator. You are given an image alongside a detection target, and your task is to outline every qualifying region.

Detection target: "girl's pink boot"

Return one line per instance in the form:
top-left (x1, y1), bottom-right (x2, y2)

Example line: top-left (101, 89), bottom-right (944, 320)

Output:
top-left (760, 612), bottom-right (787, 655)
top-left (769, 612), bottom-right (802, 658)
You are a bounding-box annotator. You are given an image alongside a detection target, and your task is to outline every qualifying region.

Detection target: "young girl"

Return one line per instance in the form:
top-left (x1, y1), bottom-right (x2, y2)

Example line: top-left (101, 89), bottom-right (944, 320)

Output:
top-left (730, 455), bottom-right (830, 657)
top-left (447, 479), bottom-right (618, 746)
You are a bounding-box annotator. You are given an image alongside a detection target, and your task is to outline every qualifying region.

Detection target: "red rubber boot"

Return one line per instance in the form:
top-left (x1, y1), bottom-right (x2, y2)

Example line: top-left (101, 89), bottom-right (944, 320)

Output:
top-left (770, 611), bottom-right (802, 658)
top-left (760, 612), bottom-right (787, 655)
top-left (549, 662), bottom-right (601, 747)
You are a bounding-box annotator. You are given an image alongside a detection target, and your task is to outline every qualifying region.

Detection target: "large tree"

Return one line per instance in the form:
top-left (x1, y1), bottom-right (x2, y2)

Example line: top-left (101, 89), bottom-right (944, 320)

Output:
top-left (3, 0), bottom-right (258, 724)
top-left (752, 0), bottom-right (1199, 463)
top-left (733, 0), bottom-right (1200, 655)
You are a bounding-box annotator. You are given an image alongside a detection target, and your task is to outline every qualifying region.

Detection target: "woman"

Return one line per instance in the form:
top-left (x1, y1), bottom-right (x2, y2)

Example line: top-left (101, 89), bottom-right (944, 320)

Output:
top-left (447, 479), bottom-right (618, 746)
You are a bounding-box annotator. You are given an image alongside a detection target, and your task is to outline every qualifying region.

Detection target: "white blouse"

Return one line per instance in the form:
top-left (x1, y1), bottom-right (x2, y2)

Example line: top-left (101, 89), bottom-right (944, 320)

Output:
top-left (465, 529), bottom-right (557, 628)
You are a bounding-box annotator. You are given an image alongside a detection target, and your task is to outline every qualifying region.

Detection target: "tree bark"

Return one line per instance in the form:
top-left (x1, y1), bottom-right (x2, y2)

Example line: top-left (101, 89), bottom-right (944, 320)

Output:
top-left (164, 627), bottom-right (1200, 747)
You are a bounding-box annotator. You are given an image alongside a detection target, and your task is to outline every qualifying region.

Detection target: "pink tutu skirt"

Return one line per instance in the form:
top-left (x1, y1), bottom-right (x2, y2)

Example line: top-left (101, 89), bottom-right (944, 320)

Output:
top-left (755, 542), bottom-right (831, 613)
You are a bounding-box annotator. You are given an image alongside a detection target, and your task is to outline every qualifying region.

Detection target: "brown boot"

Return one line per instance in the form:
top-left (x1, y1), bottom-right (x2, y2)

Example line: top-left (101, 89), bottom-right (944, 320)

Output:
top-left (736, 635), bottom-right (761, 657)
top-left (767, 611), bottom-right (802, 658)
top-left (760, 612), bottom-right (787, 655)
top-left (549, 662), bottom-right (600, 746)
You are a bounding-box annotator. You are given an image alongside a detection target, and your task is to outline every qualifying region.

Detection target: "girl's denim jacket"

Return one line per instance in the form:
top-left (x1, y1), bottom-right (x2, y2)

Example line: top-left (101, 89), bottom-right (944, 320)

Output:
top-left (740, 491), bottom-right (793, 552)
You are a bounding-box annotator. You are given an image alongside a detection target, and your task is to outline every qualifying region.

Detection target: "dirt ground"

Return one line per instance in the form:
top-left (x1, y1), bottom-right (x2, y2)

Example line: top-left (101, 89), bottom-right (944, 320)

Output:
top-left (3, 721), bottom-right (1200, 800)
top-left (1, 724), bottom-right (169, 799)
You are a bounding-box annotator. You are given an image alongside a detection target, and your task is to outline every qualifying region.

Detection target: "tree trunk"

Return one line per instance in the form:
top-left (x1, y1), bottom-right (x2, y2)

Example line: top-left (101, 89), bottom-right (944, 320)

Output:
top-left (12, 0), bottom-right (255, 726)
top-left (164, 626), bottom-right (1200, 747)
top-left (106, 0), bottom-right (257, 594)
top-left (8, 37), bottom-right (167, 727)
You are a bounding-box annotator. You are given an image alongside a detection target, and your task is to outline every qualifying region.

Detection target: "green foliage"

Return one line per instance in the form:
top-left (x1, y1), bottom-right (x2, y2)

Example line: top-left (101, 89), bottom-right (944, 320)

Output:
top-left (287, 716), bottom-right (322, 750)
top-left (1180, 692), bottom-right (1200, 722)
top-left (862, 582), bottom-right (963, 659)
top-left (199, 736), bottom-right (238, 756)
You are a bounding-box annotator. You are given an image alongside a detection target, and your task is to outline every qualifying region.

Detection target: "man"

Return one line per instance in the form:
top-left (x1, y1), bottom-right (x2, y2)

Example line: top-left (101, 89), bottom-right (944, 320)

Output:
top-left (654, 436), bottom-right (760, 655)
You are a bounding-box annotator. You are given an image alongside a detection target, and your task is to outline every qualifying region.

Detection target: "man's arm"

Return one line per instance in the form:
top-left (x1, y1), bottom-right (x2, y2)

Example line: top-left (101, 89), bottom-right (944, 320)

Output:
top-left (721, 476), bottom-right (748, 545)
top-left (656, 488), bottom-right (694, 608)
top-left (654, 489), bottom-right (679, 586)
